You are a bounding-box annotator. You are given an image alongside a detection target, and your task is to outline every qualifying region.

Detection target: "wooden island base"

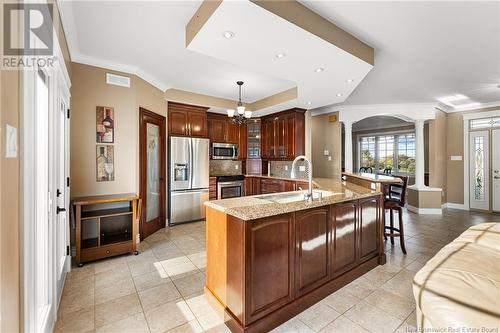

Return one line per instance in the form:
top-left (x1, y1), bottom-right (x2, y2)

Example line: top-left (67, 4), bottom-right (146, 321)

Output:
top-left (205, 195), bottom-right (385, 333)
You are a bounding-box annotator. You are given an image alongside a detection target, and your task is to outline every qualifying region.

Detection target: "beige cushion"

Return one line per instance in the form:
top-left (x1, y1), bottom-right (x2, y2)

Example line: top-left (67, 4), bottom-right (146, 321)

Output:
top-left (413, 222), bottom-right (500, 330)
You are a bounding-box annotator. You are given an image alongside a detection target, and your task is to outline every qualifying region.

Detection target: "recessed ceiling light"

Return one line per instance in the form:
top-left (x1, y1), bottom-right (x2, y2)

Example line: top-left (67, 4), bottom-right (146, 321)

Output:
top-left (346, 79), bottom-right (354, 83)
top-left (222, 31), bottom-right (235, 39)
top-left (336, 93), bottom-right (343, 97)
top-left (275, 52), bottom-right (286, 59)
top-left (314, 67), bottom-right (324, 73)
top-left (307, 101), bottom-right (312, 105)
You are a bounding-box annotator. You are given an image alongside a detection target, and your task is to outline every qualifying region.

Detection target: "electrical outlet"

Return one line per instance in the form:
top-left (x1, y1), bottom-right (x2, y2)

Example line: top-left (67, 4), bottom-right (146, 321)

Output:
top-left (323, 150), bottom-right (329, 156)
top-left (328, 156), bottom-right (332, 161)
top-left (299, 165), bottom-right (306, 172)
top-left (285, 165), bottom-right (288, 171)
top-left (235, 165), bottom-right (239, 170)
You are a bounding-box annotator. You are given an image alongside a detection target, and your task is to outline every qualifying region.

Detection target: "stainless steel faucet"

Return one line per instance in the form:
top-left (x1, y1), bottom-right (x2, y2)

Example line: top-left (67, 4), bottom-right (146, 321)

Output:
top-left (290, 155), bottom-right (313, 201)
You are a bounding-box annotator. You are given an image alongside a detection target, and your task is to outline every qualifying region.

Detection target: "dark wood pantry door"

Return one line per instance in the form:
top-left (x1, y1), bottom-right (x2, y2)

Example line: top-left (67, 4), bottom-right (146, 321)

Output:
top-left (139, 108), bottom-right (166, 240)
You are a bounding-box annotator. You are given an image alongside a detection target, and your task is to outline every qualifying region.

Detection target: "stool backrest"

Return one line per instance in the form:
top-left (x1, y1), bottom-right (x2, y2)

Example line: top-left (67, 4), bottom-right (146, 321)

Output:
top-left (359, 167), bottom-right (373, 173)
top-left (390, 175), bottom-right (409, 206)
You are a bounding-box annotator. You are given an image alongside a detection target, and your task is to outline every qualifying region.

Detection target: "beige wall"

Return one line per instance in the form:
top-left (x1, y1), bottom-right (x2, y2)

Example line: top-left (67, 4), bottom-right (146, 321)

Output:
top-left (0, 69), bottom-right (21, 333)
top-left (428, 109), bottom-right (447, 203)
top-left (444, 106), bottom-right (499, 205)
top-left (311, 112), bottom-right (342, 178)
top-left (70, 63), bottom-right (166, 198)
top-left (407, 188), bottom-right (442, 209)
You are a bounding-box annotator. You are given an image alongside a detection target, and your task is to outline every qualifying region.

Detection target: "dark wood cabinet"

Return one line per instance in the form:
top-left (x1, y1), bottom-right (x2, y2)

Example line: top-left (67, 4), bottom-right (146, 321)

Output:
top-left (246, 214), bottom-right (294, 323)
top-left (188, 111), bottom-right (207, 137)
top-left (227, 121), bottom-right (239, 144)
top-left (295, 208), bottom-right (330, 296)
top-left (238, 124), bottom-right (247, 160)
top-left (208, 118), bottom-right (226, 142)
top-left (358, 197), bottom-right (380, 262)
top-left (261, 108), bottom-right (305, 160)
top-left (260, 178), bottom-right (286, 194)
top-left (209, 177), bottom-right (217, 200)
top-left (169, 109), bottom-right (188, 136)
top-left (331, 202), bottom-right (357, 276)
top-left (207, 113), bottom-right (246, 152)
top-left (168, 102), bottom-right (208, 137)
top-left (207, 194), bottom-right (384, 333)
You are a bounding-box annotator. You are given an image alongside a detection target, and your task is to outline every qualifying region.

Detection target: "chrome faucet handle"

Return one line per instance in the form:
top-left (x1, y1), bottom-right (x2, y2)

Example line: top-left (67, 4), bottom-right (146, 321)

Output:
top-left (298, 186), bottom-right (309, 200)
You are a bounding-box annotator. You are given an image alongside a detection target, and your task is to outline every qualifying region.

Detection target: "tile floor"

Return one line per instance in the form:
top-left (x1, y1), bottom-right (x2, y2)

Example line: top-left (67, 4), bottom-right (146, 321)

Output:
top-left (55, 209), bottom-right (500, 333)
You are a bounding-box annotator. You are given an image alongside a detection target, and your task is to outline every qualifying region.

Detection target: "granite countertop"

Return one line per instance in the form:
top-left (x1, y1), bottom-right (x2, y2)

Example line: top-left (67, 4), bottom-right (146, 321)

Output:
top-left (342, 172), bottom-right (403, 184)
top-left (244, 174), bottom-right (308, 182)
top-left (204, 177), bottom-right (380, 220)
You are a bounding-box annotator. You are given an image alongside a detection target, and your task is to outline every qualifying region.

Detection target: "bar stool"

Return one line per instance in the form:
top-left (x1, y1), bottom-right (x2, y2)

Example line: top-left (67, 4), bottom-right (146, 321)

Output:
top-left (384, 175), bottom-right (408, 254)
top-left (359, 166), bottom-right (373, 173)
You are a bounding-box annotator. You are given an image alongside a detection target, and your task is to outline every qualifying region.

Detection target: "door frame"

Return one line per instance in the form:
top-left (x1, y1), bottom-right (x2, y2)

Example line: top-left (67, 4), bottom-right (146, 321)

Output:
top-left (20, 25), bottom-right (72, 332)
top-left (463, 109), bottom-right (500, 211)
top-left (139, 108), bottom-right (166, 240)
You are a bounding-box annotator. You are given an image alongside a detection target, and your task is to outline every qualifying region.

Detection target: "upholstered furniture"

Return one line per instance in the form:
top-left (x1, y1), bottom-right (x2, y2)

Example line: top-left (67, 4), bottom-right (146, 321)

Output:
top-left (413, 222), bottom-right (500, 330)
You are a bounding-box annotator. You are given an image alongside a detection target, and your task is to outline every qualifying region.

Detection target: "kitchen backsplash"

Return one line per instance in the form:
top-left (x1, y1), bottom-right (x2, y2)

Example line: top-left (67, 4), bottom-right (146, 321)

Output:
top-left (269, 160), bottom-right (308, 180)
top-left (209, 160), bottom-right (242, 176)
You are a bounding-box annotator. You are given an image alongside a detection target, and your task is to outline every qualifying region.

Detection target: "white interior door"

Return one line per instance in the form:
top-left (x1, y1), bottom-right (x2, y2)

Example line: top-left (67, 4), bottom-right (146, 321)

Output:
top-left (34, 69), bottom-right (53, 332)
top-left (469, 131), bottom-right (490, 211)
top-left (492, 129), bottom-right (500, 212)
top-left (55, 94), bottom-right (70, 303)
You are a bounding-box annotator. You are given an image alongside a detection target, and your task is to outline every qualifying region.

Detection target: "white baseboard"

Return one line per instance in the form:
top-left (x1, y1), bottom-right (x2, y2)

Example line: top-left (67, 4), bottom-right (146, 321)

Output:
top-left (407, 205), bottom-right (442, 215)
top-left (442, 202), bottom-right (468, 210)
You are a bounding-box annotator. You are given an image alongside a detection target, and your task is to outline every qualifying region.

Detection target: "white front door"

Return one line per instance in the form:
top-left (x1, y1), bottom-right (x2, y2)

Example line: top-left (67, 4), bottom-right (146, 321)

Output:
top-left (469, 130), bottom-right (490, 211)
top-left (55, 96), bottom-right (70, 303)
top-left (492, 129), bottom-right (500, 212)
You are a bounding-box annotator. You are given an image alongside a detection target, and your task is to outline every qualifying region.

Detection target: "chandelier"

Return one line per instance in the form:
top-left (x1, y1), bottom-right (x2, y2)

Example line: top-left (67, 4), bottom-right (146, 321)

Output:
top-left (227, 81), bottom-right (251, 124)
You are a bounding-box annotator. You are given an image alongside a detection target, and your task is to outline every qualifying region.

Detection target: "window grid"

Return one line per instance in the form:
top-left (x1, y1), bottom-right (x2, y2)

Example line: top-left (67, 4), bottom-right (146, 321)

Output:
top-left (359, 136), bottom-right (376, 169)
top-left (397, 134), bottom-right (416, 173)
top-left (358, 132), bottom-right (416, 174)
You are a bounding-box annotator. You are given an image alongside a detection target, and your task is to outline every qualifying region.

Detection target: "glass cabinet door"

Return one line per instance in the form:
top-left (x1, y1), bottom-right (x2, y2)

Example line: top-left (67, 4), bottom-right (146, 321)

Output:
top-left (247, 120), bottom-right (261, 158)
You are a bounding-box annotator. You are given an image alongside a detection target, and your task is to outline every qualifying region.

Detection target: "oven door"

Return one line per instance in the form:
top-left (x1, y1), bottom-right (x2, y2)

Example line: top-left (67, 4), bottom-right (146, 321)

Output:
top-left (217, 181), bottom-right (244, 199)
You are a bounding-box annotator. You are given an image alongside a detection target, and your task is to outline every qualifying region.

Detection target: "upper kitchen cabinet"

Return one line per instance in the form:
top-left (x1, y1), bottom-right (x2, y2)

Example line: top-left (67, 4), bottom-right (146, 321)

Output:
top-left (261, 108), bottom-right (306, 160)
top-left (207, 113), bottom-right (243, 145)
top-left (168, 102), bottom-right (208, 137)
top-left (247, 119), bottom-right (261, 159)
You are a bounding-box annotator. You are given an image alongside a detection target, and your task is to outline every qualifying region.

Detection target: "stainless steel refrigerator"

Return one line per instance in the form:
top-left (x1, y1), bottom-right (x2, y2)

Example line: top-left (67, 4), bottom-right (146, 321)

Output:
top-left (169, 136), bottom-right (210, 225)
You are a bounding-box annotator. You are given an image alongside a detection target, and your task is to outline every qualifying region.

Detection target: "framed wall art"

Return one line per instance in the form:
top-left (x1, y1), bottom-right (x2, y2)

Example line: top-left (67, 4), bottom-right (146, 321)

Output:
top-left (96, 145), bottom-right (115, 182)
top-left (96, 106), bottom-right (114, 143)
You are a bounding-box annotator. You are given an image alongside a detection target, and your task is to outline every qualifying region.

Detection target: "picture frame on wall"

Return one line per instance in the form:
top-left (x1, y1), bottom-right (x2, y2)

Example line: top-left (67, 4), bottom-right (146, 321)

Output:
top-left (96, 106), bottom-right (114, 143)
top-left (96, 145), bottom-right (115, 182)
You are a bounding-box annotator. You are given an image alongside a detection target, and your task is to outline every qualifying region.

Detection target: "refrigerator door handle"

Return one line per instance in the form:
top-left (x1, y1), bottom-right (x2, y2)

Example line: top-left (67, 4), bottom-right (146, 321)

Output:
top-left (189, 138), bottom-right (193, 189)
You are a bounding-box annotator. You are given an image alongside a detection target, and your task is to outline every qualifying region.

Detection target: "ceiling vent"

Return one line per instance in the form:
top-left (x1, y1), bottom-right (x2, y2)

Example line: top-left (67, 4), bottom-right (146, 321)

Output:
top-left (106, 73), bottom-right (130, 88)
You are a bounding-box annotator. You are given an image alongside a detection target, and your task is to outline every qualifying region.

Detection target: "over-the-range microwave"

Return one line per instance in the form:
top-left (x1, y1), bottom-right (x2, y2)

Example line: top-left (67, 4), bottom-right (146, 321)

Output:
top-left (211, 143), bottom-right (238, 160)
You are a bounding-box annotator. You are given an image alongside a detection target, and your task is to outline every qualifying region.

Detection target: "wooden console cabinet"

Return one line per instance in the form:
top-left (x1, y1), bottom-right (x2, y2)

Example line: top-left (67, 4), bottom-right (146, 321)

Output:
top-left (72, 193), bottom-right (139, 266)
top-left (206, 195), bottom-right (384, 333)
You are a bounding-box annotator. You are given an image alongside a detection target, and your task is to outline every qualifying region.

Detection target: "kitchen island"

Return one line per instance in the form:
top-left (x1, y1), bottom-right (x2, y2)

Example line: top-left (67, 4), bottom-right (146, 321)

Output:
top-left (204, 178), bottom-right (385, 333)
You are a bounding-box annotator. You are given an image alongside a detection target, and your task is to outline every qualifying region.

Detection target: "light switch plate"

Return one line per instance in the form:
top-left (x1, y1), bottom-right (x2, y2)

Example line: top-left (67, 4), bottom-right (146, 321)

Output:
top-left (5, 124), bottom-right (17, 158)
top-left (328, 156), bottom-right (332, 161)
top-left (323, 150), bottom-right (329, 156)
top-left (451, 155), bottom-right (462, 161)
top-left (299, 165), bottom-right (306, 172)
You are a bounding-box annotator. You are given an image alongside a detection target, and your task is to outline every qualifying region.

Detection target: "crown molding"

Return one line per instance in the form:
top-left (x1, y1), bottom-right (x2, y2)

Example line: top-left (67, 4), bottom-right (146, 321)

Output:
top-left (71, 53), bottom-right (169, 91)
